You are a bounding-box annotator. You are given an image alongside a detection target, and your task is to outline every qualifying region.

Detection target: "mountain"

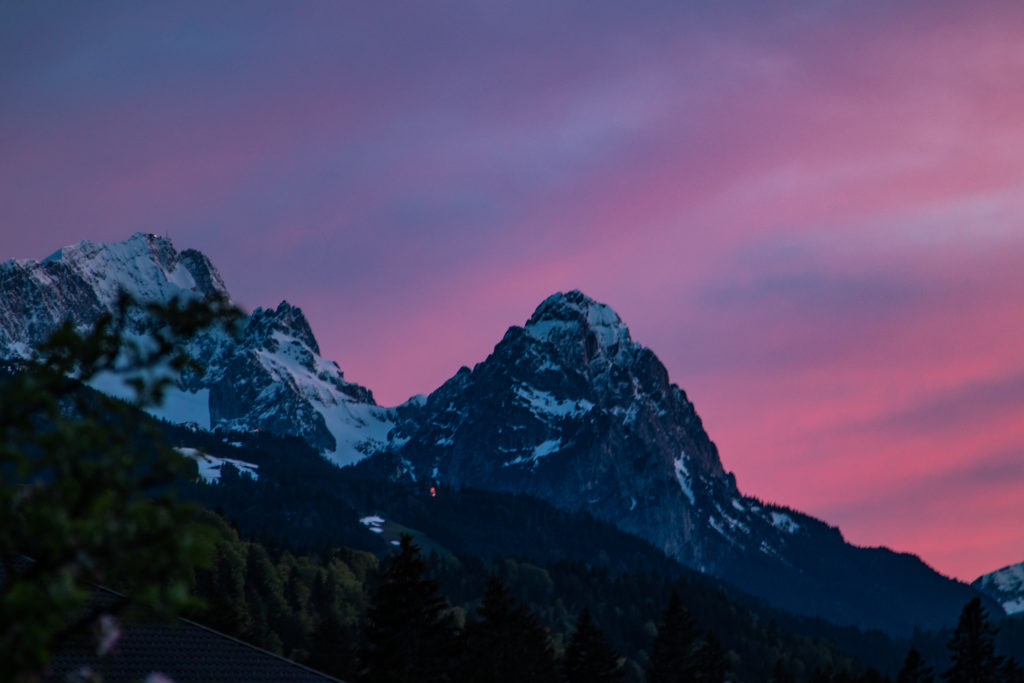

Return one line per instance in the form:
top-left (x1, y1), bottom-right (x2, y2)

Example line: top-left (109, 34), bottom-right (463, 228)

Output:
top-left (0, 235), bottom-right (991, 635)
top-left (385, 290), bottom-right (985, 634)
top-left (0, 233), bottom-right (393, 465)
top-left (974, 562), bottom-right (1024, 617)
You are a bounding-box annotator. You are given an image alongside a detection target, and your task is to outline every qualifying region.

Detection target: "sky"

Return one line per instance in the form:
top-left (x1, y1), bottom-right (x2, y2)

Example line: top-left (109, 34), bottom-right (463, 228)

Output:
top-left (2, 0), bottom-right (1024, 583)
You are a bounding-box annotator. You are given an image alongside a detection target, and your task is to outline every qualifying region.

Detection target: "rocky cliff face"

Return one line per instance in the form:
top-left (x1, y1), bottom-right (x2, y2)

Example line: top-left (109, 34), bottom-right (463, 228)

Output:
top-left (392, 290), bottom-right (756, 570)
top-left (0, 234), bottom-right (392, 464)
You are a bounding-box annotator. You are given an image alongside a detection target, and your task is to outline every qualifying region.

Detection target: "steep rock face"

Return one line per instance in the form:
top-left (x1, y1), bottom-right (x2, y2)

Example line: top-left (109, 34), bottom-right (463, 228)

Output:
top-left (393, 291), bottom-right (819, 570)
top-left (0, 234), bottom-right (391, 463)
top-left (206, 301), bottom-right (393, 458)
top-left (974, 561), bottom-right (1024, 616)
top-left (392, 290), bottom-right (986, 634)
top-left (394, 291), bottom-right (748, 569)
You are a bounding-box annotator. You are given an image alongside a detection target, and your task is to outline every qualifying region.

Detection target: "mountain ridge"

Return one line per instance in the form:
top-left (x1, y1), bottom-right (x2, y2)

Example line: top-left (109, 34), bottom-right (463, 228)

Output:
top-left (0, 234), bottom-right (993, 634)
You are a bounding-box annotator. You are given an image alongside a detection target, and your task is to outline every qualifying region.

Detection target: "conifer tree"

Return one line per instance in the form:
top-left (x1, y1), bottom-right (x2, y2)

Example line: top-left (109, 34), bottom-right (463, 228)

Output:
top-left (359, 534), bottom-right (459, 683)
top-left (563, 608), bottom-right (624, 683)
top-left (941, 598), bottom-right (1001, 683)
top-left (646, 591), bottom-right (704, 682)
top-left (462, 574), bottom-right (559, 683)
top-left (897, 648), bottom-right (934, 683)
top-left (1001, 657), bottom-right (1024, 683)
top-left (696, 632), bottom-right (732, 683)
top-left (772, 659), bottom-right (797, 683)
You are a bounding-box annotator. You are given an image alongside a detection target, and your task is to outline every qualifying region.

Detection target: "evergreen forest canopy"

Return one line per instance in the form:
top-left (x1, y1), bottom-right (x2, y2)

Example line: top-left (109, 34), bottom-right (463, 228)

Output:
top-left (2, 295), bottom-right (1023, 682)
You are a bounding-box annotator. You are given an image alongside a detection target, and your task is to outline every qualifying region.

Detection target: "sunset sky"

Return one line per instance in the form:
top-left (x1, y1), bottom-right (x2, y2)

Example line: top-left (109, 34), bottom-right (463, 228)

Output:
top-left (3, 1), bottom-right (1024, 582)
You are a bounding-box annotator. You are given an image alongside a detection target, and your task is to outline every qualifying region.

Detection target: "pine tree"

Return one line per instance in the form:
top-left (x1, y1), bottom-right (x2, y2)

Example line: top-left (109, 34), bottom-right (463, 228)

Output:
top-left (696, 632), bottom-right (731, 683)
top-left (942, 598), bottom-right (1002, 683)
top-left (359, 534), bottom-right (459, 683)
top-left (772, 659), bottom-right (797, 683)
top-left (563, 608), bottom-right (624, 683)
top-left (462, 574), bottom-right (559, 683)
top-left (1001, 657), bottom-right (1024, 683)
top-left (646, 591), bottom-right (705, 683)
top-left (897, 648), bottom-right (934, 683)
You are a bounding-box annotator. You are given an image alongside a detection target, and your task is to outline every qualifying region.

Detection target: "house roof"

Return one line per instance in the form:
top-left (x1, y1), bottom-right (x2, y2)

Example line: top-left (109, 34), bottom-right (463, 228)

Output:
top-left (48, 616), bottom-right (344, 682)
top-left (0, 561), bottom-right (341, 683)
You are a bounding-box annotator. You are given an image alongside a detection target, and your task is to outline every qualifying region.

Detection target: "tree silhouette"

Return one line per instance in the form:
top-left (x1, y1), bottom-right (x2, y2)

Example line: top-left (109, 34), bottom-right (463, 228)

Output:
top-left (942, 598), bottom-right (1001, 683)
top-left (0, 293), bottom-right (238, 679)
top-left (647, 591), bottom-right (701, 682)
top-left (1000, 657), bottom-right (1024, 683)
top-left (563, 608), bottom-right (624, 683)
top-left (462, 574), bottom-right (558, 683)
top-left (897, 648), bottom-right (934, 683)
top-left (359, 534), bottom-right (459, 682)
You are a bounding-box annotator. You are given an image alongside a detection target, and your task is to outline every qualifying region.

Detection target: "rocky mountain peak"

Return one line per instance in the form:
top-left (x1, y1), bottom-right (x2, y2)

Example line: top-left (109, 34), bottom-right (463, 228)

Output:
top-left (524, 290), bottom-right (634, 358)
top-left (36, 232), bottom-right (230, 306)
top-left (246, 301), bottom-right (321, 356)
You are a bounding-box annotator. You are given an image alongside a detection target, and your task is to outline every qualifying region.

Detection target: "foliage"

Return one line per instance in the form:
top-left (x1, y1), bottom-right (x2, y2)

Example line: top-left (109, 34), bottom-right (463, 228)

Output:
top-left (897, 648), bottom-right (934, 683)
top-left (461, 574), bottom-right (559, 683)
top-left (0, 293), bottom-right (239, 679)
top-left (563, 608), bottom-right (625, 683)
top-left (941, 598), bottom-right (1002, 683)
top-left (647, 591), bottom-right (710, 683)
top-left (358, 534), bottom-right (460, 683)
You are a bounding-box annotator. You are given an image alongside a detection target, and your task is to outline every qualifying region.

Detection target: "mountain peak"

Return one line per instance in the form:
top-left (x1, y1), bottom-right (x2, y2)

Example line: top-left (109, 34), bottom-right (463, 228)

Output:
top-left (33, 232), bottom-right (230, 305)
top-left (247, 300), bottom-right (321, 356)
top-left (524, 290), bottom-right (633, 353)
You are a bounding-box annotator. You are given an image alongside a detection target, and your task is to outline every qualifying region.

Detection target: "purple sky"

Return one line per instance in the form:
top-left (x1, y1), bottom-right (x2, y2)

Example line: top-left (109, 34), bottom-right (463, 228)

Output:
top-left (3, 0), bottom-right (1024, 582)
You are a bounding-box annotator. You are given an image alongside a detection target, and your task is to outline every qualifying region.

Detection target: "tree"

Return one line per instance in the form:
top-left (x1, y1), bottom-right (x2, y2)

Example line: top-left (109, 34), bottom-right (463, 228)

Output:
top-left (359, 534), bottom-right (459, 683)
top-left (897, 648), bottom-right (934, 683)
top-left (462, 574), bottom-right (559, 683)
top-left (696, 632), bottom-right (732, 683)
top-left (1000, 657), bottom-right (1024, 683)
top-left (563, 608), bottom-right (624, 683)
top-left (772, 659), bottom-right (797, 683)
top-left (942, 598), bottom-right (1002, 683)
top-left (0, 293), bottom-right (239, 680)
top-left (647, 591), bottom-right (704, 682)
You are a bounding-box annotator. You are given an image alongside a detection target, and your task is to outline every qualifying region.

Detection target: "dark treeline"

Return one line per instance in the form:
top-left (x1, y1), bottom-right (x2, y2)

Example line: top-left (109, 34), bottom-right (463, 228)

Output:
top-left (166, 425), bottom-right (1024, 681)
top-left (187, 511), bottom-right (1024, 683)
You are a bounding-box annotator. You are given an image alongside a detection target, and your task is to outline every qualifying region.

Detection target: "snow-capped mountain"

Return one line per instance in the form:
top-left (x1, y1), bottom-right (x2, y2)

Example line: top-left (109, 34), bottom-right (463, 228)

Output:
top-left (387, 290), bottom-right (986, 634)
top-left (974, 562), bottom-right (1024, 616)
top-left (0, 236), bottom-right (991, 634)
top-left (0, 233), bottom-right (394, 465)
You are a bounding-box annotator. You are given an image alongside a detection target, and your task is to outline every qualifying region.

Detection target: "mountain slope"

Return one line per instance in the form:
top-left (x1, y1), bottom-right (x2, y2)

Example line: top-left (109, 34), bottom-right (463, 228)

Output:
top-left (974, 561), bottom-right (1024, 616)
top-left (0, 233), bottom-right (393, 464)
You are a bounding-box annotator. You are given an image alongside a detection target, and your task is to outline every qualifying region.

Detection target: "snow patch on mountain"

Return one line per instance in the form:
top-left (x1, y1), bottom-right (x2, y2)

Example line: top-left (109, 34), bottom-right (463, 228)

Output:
top-left (674, 452), bottom-right (696, 505)
top-left (177, 447), bottom-right (258, 483)
top-left (770, 511), bottom-right (800, 534)
top-left (502, 437), bottom-right (565, 468)
top-left (515, 385), bottom-right (594, 420)
top-left (359, 515), bottom-right (386, 534)
top-left (974, 561), bottom-right (1024, 616)
top-left (89, 367), bottom-right (212, 429)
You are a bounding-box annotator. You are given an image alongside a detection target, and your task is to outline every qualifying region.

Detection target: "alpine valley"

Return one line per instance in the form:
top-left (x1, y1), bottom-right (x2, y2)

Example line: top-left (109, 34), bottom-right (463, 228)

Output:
top-left (1, 234), bottom-right (1011, 644)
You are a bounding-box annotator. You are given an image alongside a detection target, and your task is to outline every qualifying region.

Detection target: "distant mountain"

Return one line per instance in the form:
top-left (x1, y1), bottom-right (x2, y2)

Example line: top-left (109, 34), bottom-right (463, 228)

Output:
top-left (0, 235), bottom-right (992, 635)
top-left (974, 562), bottom-right (1024, 616)
top-left (0, 233), bottom-right (394, 464)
